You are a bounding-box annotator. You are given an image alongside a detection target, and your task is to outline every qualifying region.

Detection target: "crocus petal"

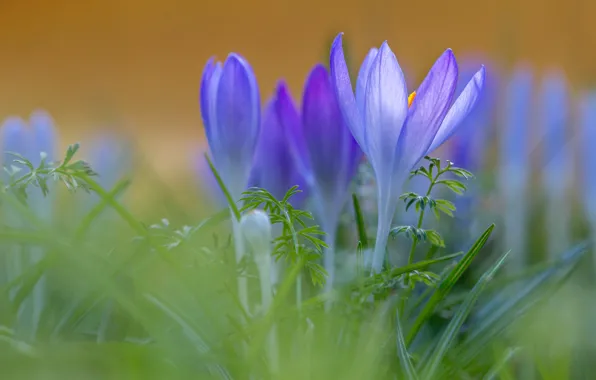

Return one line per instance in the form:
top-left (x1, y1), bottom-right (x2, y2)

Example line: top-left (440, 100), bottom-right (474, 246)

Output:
top-left (363, 41), bottom-right (409, 175)
top-left (249, 82), bottom-right (309, 207)
top-left (200, 57), bottom-right (216, 141)
top-left (1, 117), bottom-right (30, 161)
top-left (252, 92), bottom-right (295, 200)
top-left (356, 48), bottom-right (379, 123)
top-left (397, 49), bottom-right (458, 168)
top-left (29, 110), bottom-right (57, 165)
top-left (500, 66), bottom-right (533, 185)
top-left (582, 93), bottom-right (596, 217)
top-left (541, 71), bottom-right (569, 192)
top-left (330, 33), bottom-right (365, 152)
top-left (428, 65), bottom-right (485, 153)
top-left (302, 64), bottom-right (358, 195)
top-left (215, 53), bottom-right (261, 168)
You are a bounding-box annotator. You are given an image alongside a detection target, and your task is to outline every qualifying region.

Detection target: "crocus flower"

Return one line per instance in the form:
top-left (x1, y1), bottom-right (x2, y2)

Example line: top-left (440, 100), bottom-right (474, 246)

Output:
top-left (540, 71), bottom-right (570, 194)
top-left (449, 61), bottom-right (495, 172)
top-left (330, 33), bottom-right (485, 273)
top-left (28, 111), bottom-right (58, 220)
top-left (448, 61), bottom-right (496, 241)
top-left (1, 117), bottom-right (31, 179)
top-left (0, 112), bottom-right (57, 340)
top-left (200, 54), bottom-right (261, 202)
top-left (283, 64), bottom-right (362, 289)
top-left (498, 66), bottom-right (533, 273)
top-left (539, 71), bottom-right (571, 259)
top-left (200, 53), bottom-right (261, 313)
top-left (250, 82), bottom-right (308, 207)
top-left (581, 93), bottom-right (596, 225)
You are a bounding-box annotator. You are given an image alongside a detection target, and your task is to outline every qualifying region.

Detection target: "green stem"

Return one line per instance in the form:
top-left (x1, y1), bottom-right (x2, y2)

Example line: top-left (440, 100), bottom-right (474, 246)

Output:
top-left (400, 168), bottom-right (443, 316)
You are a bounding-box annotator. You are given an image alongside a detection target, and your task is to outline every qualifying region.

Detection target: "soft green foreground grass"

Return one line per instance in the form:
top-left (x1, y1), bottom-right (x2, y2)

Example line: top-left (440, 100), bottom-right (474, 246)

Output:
top-left (0, 145), bottom-right (593, 379)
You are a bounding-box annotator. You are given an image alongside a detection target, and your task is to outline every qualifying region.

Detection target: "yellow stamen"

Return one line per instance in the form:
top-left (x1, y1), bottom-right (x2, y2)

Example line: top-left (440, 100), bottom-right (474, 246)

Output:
top-left (408, 91), bottom-right (416, 108)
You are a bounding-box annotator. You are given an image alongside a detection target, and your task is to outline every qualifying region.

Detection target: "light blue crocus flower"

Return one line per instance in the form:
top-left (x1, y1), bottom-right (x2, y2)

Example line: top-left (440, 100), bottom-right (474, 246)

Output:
top-left (200, 53), bottom-right (261, 201)
top-left (330, 33), bottom-right (485, 273)
top-left (498, 66), bottom-right (533, 272)
top-left (539, 70), bottom-right (571, 259)
top-left (28, 111), bottom-right (58, 219)
top-left (582, 93), bottom-right (596, 224)
top-left (449, 61), bottom-right (496, 240)
top-left (0, 111), bottom-right (57, 340)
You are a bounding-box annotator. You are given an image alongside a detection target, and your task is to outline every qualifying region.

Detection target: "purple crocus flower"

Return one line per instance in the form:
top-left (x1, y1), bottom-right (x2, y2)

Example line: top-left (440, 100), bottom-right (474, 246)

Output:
top-left (200, 54), bottom-right (261, 201)
top-left (285, 64), bottom-right (362, 289)
top-left (330, 33), bottom-right (485, 273)
top-left (582, 92), bottom-right (596, 224)
top-left (0, 112), bottom-right (57, 340)
top-left (29, 111), bottom-right (57, 167)
top-left (250, 82), bottom-right (308, 207)
top-left (1, 117), bottom-right (31, 179)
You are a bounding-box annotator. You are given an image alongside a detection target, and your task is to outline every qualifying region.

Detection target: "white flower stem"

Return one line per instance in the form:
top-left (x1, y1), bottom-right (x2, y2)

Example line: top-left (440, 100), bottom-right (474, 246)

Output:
top-left (231, 216), bottom-right (249, 315)
top-left (256, 251), bottom-right (279, 374)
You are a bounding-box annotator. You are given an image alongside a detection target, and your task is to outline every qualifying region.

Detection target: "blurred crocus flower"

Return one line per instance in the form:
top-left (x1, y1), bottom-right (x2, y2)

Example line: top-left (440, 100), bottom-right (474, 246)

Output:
top-left (540, 71), bottom-right (570, 193)
top-left (250, 82), bottom-right (308, 207)
top-left (284, 64), bottom-right (362, 288)
top-left (0, 111), bottom-right (57, 340)
top-left (1, 117), bottom-right (31, 179)
top-left (449, 62), bottom-right (495, 172)
top-left (498, 67), bottom-right (533, 272)
top-left (87, 134), bottom-right (131, 191)
top-left (330, 33), bottom-right (485, 273)
top-left (581, 94), bottom-right (596, 230)
top-left (448, 61), bottom-right (496, 240)
top-left (539, 71), bottom-right (571, 259)
top-left (200, 54), bottom-right (261, 201)
top-left (1, 111), bottom-right (58, 198)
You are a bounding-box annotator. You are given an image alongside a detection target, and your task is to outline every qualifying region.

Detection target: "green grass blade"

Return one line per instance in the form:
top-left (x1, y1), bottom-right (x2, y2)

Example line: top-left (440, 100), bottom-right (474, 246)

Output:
top-left (396, 308), bottom-right (419, 380)
top-left (406, 224), bottom-right (495, 346)
top-left (421, 250), bottom-right (509, 379)
top-left (361, 252), bottom-right (464, 291)
top-left (452, 241), bottom-right (588, 368)
top-left (483, 347), bottom-right (521, 380)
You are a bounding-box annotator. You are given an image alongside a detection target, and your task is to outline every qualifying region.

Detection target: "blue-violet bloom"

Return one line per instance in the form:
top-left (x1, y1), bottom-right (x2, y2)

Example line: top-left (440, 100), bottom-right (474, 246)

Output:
top-left (284, 64), bottom-right (362, 288)
top-left (200, 53), bottom-right (261, 201)
top-left (249, 82), bottom-right (308, 207)
top-left (330, 33), bottom-right (485, 273)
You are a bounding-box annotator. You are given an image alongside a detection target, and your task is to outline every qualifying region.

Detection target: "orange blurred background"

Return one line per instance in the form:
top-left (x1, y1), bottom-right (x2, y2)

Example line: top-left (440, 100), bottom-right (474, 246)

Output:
top-left (0, 0), bottom-right (594, 178)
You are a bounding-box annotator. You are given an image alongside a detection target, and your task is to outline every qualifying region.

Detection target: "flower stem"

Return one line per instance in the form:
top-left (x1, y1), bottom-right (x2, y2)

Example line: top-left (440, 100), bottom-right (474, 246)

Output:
top-left (255, 252), bottom-right (279, 374)
top-left (231, 217), bottom-right (250, 316)
top-left (401, 174), bottom-right (437, 316)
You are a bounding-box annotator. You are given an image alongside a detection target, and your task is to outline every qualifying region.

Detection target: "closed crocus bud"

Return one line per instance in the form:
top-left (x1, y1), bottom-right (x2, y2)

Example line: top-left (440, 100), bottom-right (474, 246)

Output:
top-left (250, 82), bottom-right (308, 206)
top-left (240, 210), bottom-right (272, 255)
top-left (29, 110), bottom-right (57, 167)
top-left (1, 117), bottom-right (31, 174)
top-left (200, 53), bottom-right (261, 201)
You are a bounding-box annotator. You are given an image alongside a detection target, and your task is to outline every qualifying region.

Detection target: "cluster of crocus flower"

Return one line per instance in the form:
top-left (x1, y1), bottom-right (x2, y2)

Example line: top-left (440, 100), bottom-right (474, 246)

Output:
top-left (0, 111), bottom-right (57, 340)
top-left (199, 32), bottom-right (486, 284)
